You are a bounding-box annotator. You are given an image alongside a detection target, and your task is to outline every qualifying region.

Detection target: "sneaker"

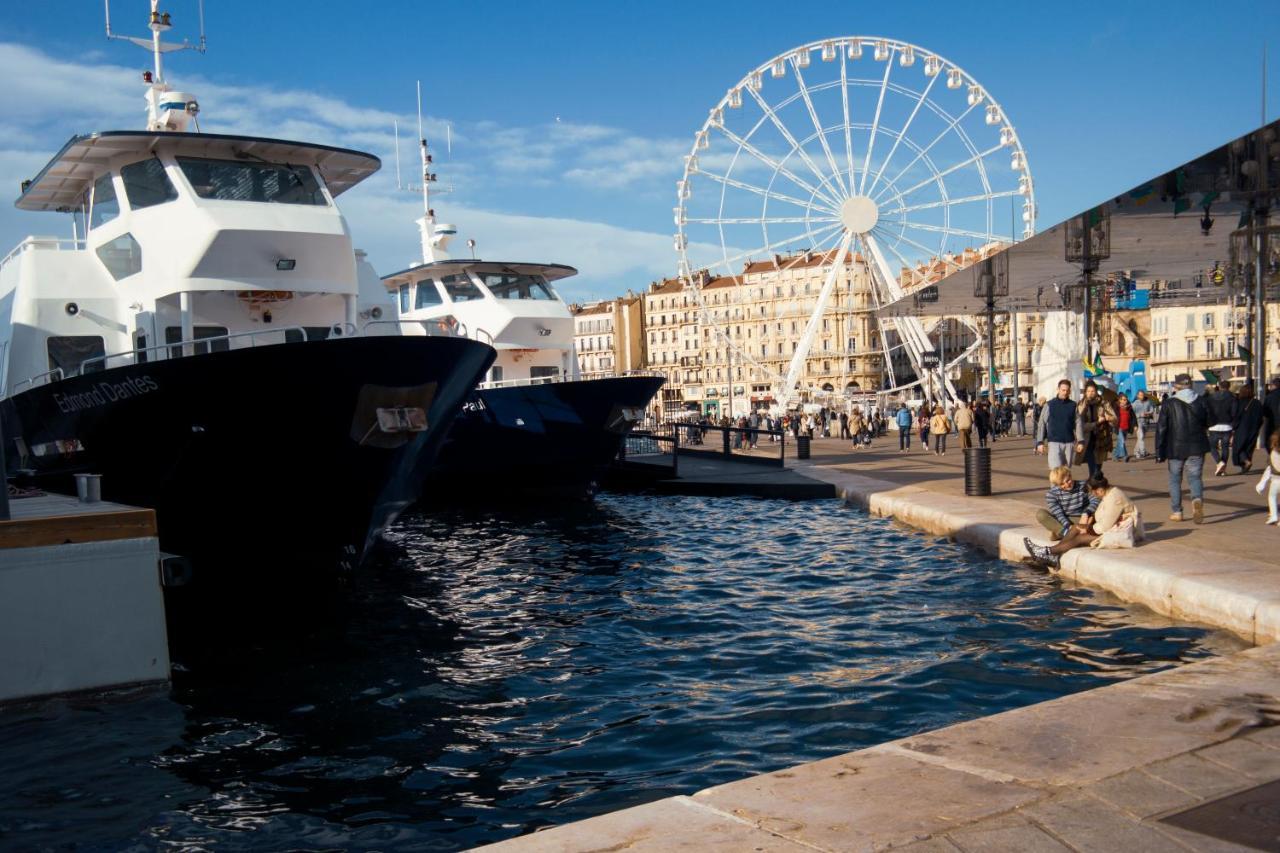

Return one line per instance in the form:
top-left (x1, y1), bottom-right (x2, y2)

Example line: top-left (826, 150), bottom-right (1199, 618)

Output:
top-left (1266, 517), bottom-right (1278, 526)
top-left (1192, 498), bottom-right (1204, 524)
top-left (1023, 537), bottom-right (1059, 567)
top-left (1169, 511), bottom-right (1184, 521)
top-left (1215, 461), bottom-right (1226, 477)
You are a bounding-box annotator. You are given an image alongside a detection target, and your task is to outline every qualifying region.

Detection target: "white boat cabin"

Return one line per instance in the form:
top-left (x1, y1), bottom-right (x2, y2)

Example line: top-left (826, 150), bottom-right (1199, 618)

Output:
top-left (377, 260), bottom-right (578, 387)
top-left (0, 130), bottom-right (394, 397)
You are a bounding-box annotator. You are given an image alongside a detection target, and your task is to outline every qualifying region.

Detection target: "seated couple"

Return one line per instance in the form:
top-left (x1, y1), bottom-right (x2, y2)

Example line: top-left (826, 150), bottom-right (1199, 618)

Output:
top-left (1024, 466), bottom-right (1144, 568)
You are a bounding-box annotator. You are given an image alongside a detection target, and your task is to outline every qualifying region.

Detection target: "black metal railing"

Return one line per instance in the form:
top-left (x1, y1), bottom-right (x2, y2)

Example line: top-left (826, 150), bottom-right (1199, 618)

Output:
top-left (667, 422), bottom-right (785, 467)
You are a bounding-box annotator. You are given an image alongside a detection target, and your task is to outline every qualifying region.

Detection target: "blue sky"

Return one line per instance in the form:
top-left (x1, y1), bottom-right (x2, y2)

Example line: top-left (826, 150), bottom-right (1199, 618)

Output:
top-left (0, 0), bottom-right (1276, 301)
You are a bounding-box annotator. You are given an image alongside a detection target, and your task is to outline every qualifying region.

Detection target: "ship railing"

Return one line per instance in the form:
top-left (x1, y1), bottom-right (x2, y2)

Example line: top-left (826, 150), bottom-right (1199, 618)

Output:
top-left (79, 326), bottom-right (312, 373)
top-left (362, 318), bottom-right (470, 338)
top-left (12, 367), bottom-right (64, 395)
top-left (0, 236), bottom-right (85, 275)
top-left (478, 375), bottom-right (565, 390)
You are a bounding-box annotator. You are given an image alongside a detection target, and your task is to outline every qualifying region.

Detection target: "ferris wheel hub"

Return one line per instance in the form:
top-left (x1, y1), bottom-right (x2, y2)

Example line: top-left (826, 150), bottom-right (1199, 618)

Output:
top-left (840, 195), bottom-right (879, 234)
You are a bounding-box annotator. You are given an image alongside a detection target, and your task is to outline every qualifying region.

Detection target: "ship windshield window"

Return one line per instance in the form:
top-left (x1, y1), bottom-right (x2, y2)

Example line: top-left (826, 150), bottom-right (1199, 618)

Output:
top-left (440, 273), bottom-right (483, 302)
top-left (398, 284), bottom-right (410, 313)
top-left (47, 335), bottom-right (106, 377)
top-left (480, 272), bottom-right (555, 301)
top-left (176, 157), bottom-right (327, 206)
top-left (165, 325), bottom-right (230, 357)
top-left (415, 279), bottom-right (443, 308)
top-left (121, 158), bottom-right (178, 209)
top-left (89, 173), bottom-right (119, 228)
top-left (95, 232), bottom-right (142, 280)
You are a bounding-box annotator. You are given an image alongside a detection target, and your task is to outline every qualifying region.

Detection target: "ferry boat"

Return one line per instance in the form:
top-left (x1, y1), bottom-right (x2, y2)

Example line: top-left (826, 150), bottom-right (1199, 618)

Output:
top-left (369, 122), bottom-right (663, 499)
top-left (0, 4), bottom-right (495, 584)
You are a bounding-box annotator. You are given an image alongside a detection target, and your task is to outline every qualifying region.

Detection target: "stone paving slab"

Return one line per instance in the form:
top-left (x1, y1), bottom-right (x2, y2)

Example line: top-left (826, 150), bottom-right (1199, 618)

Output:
top-left (477, 646), bottom-right (1280, 852)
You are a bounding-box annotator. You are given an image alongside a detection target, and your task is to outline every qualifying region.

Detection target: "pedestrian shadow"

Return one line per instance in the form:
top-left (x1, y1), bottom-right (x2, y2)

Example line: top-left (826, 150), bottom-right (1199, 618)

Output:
top-left (1142, 526), bottom-right (1194, 542)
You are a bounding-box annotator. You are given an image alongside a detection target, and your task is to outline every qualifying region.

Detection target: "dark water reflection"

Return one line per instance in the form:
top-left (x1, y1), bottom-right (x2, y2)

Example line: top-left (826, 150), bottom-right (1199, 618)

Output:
top-left (0, 495), bottom-right (1244, 850)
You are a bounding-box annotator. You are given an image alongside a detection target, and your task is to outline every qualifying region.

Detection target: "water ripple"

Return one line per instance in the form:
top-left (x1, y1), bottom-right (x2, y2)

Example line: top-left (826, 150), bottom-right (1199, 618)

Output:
top-left (0, 495), bottom-right (1244, 850)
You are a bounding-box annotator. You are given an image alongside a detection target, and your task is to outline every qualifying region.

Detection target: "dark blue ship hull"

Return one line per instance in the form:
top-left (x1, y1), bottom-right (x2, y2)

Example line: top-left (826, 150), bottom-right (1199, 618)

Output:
top-left (427, 375), bottom-right (664, 500)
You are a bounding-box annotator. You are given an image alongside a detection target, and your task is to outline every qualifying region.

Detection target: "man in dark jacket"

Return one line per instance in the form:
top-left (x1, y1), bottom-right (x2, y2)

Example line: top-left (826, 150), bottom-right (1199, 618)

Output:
top-left (1155, 373), bottom-right (1211, 523)
top-left (1264, 377), bottom-right (1280, 450)
top-left (1204, 379), bottom-right (1238, 476)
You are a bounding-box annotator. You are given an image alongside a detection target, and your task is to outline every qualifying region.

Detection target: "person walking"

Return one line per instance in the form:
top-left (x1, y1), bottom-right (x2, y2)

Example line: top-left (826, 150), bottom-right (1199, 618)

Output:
top-left (918, 407), bottom-right (931, 452)
top-left (1035, 379), bottom-right (1077, 469)
top-left (839, 410), bottom-right (850, 440)
top-left (895, 406), bottom-right (913, 452)
top-left (1075, 380), bottom-right (1117, 479)
top-left (1234, 384), bottom-right (1264, 474)
top-left (1155, 372), bottom-right (1210, 523)
top-left (1265, 378), bottom-right (1280, 449)
top-left (930, 405), bottom-right (951, 455)
top-left (954, 401), bottom-right (975, 449)
top-left (1013, 397), bottom-right (1027, 436)
top-left (1033, 396), bottom-right (1046, 446)
top-left (850, 408), bottom-right (867, 451)
top-left (1205, 379), bottom-right (1238, 477)
top-left (975, 402), bottom-right (991, 448)
top-left (1263, 432), bottom-right (1280, 525)
top-left (1131, 390), bottom-right (1154, 459)
top-left (1114, 394), bottom-right (1133, 463)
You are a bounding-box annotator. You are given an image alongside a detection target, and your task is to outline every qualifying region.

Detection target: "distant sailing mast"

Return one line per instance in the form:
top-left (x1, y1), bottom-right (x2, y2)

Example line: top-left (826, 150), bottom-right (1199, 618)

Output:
top-left (105, 0), bottom-right (207, 131)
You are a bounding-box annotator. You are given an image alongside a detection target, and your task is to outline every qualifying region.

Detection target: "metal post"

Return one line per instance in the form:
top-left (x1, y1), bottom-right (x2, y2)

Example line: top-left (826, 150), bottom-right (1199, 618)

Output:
top-left (1255, 124), bottom-right (1270, 395)
top-left (1011, 308), bottom-right (1020, 402)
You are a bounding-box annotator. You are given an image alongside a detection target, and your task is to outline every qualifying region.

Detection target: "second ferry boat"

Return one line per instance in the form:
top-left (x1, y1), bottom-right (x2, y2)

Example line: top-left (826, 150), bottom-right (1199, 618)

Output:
top-left (370, 123), bottom-right (663, 499)
top-left (0, 3), bottom-right (495, 588)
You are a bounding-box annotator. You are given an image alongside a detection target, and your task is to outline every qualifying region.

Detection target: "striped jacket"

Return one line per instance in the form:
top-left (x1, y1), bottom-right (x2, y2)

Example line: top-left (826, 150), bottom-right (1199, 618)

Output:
top-left (1045, 482), bottom-right (1100, 530)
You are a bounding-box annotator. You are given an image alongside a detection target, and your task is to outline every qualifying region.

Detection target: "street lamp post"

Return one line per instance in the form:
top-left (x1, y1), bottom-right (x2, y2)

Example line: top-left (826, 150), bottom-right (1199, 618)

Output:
top-left (1065, 208), bottom-right (1111, 380)
top-left (974, 254), bottom-right (1008, 400)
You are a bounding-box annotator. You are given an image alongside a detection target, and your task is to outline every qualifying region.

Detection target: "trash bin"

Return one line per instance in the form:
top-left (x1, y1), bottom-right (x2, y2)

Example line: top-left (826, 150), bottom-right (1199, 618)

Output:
top-left (796, 435), bottom-right (811, 460)
top-left (963, 447), bottom-right (991, 496)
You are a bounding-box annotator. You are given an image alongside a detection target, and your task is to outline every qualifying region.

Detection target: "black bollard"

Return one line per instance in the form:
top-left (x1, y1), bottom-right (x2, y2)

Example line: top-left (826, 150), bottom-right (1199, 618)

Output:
top-left (796, 434), bottom-right (811, 460)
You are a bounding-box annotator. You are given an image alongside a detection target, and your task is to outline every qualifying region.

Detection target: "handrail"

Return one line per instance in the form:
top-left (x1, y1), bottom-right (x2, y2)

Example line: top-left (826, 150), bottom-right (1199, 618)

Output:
top-left (472, 327), bottom-right (494, 345)
top-left (13, 366), bottom-right (63, 394)
top-left (79, 326), bottom-right (309, 373)
top-left (362, 318), bottom-right (468, 338)
top-left (478, 375), bottom-right (563, 389)
top-left (0, 236), bottom-right (85, 274)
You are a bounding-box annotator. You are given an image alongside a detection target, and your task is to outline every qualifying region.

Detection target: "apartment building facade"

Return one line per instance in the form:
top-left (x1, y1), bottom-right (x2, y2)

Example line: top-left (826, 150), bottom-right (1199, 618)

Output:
top-left (571, 294), bottom-right (645, 380)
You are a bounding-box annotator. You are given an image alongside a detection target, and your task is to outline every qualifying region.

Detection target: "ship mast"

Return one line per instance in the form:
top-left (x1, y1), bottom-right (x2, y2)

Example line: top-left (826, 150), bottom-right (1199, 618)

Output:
top-left (412, 82), bottom-right (456, 264)
top-left (105, 0), bottom-right (207, 131)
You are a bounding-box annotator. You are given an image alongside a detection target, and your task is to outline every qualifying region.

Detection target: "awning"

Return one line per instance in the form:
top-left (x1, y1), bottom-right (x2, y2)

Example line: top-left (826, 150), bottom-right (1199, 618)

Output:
top-left (880, 117), bottom-right (1280, 318)
top-left (17, 130), bottom-right (381, 212)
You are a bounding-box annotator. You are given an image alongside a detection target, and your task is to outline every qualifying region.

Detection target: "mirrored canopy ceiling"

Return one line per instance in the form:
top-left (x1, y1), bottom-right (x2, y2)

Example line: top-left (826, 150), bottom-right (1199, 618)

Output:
top-left (880, 117), bottom-right (1280, 317)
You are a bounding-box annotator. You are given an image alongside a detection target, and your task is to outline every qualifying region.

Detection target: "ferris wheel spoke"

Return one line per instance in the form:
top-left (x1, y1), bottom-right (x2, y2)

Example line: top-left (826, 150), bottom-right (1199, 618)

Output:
top-left (839, 47), bottom-right (857, 195)
top-left (872, 100), bottom-right (981, 203)
top-left (743, 83), bottom-right (846, 206)
top-left (858, 50), bottom-right (895, 194)
top-left (865, 71), bottom-right (940, 200)
top-left (879, 188), bottom-right (1021, 217)
top-left (692, 168), bottom-right (835, 214)
top-left (710, 123), bottom-right (843, 209)
top-left (879, 219), bottom-right (1000, 244)
top-left (872, 226), bottom-right (947, 266)
top-left (716, 220), bottom-right (845, 272)
top-left (688, 216), bottom-right (838, 225)
top-left (790, 58), bottom-right (848, 198)
top-left (883, 142), bottom-right (1005, 205)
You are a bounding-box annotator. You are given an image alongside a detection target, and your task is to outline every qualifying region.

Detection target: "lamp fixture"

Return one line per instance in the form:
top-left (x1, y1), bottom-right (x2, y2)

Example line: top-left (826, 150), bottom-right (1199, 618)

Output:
top-left (275, 258), bottom-right (296, 271)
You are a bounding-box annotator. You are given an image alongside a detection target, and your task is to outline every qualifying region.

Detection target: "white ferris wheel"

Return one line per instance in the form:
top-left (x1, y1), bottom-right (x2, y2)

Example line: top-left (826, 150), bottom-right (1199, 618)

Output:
top-left (674, 37), bottom-right (1036, 404)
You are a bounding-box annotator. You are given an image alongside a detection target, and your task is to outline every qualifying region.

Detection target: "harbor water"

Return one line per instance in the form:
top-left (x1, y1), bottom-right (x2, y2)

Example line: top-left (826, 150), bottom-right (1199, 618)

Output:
top-left (0, 494), bottom-right (1244, 850)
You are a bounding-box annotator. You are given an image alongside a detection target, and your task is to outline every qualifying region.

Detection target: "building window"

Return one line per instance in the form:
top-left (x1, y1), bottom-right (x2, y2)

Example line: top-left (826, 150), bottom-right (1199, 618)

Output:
top-left (1187, 340), bottom-right (1195, 359)
top-left (1204, 313), bottom-right (1214, 329)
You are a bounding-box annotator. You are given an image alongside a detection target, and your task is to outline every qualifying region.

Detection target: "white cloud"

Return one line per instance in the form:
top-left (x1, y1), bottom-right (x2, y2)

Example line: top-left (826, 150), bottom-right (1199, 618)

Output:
top-left (0, 40), bottom-right (699, 295)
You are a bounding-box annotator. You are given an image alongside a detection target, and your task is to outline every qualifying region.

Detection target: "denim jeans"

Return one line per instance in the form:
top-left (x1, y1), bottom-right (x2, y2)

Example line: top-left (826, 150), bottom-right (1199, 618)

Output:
top-left (1084, 442), bottom-right (1102, 478)
top-left (1209, 430), bottom-right (1232, 465)
top-left (899, 429), bottom-right (911, 450)
top-left (1135, 421), bottom-right (1148, 457)
top-left (1113, 430), bottom-right (1127, 460)
top-left (1167, 455), bottom-right (1205, 513)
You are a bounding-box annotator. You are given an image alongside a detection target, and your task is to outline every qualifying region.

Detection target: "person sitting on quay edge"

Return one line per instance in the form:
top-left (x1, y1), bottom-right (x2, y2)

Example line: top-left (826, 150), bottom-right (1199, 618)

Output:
top-left (954, 400), bottom-right (975, 449)
top-left (1025, 473), bottom-right (1141, 567)
top-left (1234, 383), bottom-right (1264, 474)
top-left (1205, 379), bottom-right (1239, 477)
top-left (1035, 465), bottom-right (1099, 542)
top-left (1035, 379), bottom-right (1077, 468)
top-left (1075, 379), bottom-right (1118, 479)
top-left (929, 405), bottom-right (952, 456)
top-left (1155, 372), bottom-right (1210, 524)
top-left (895, 405), bottom-right (913, 452)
